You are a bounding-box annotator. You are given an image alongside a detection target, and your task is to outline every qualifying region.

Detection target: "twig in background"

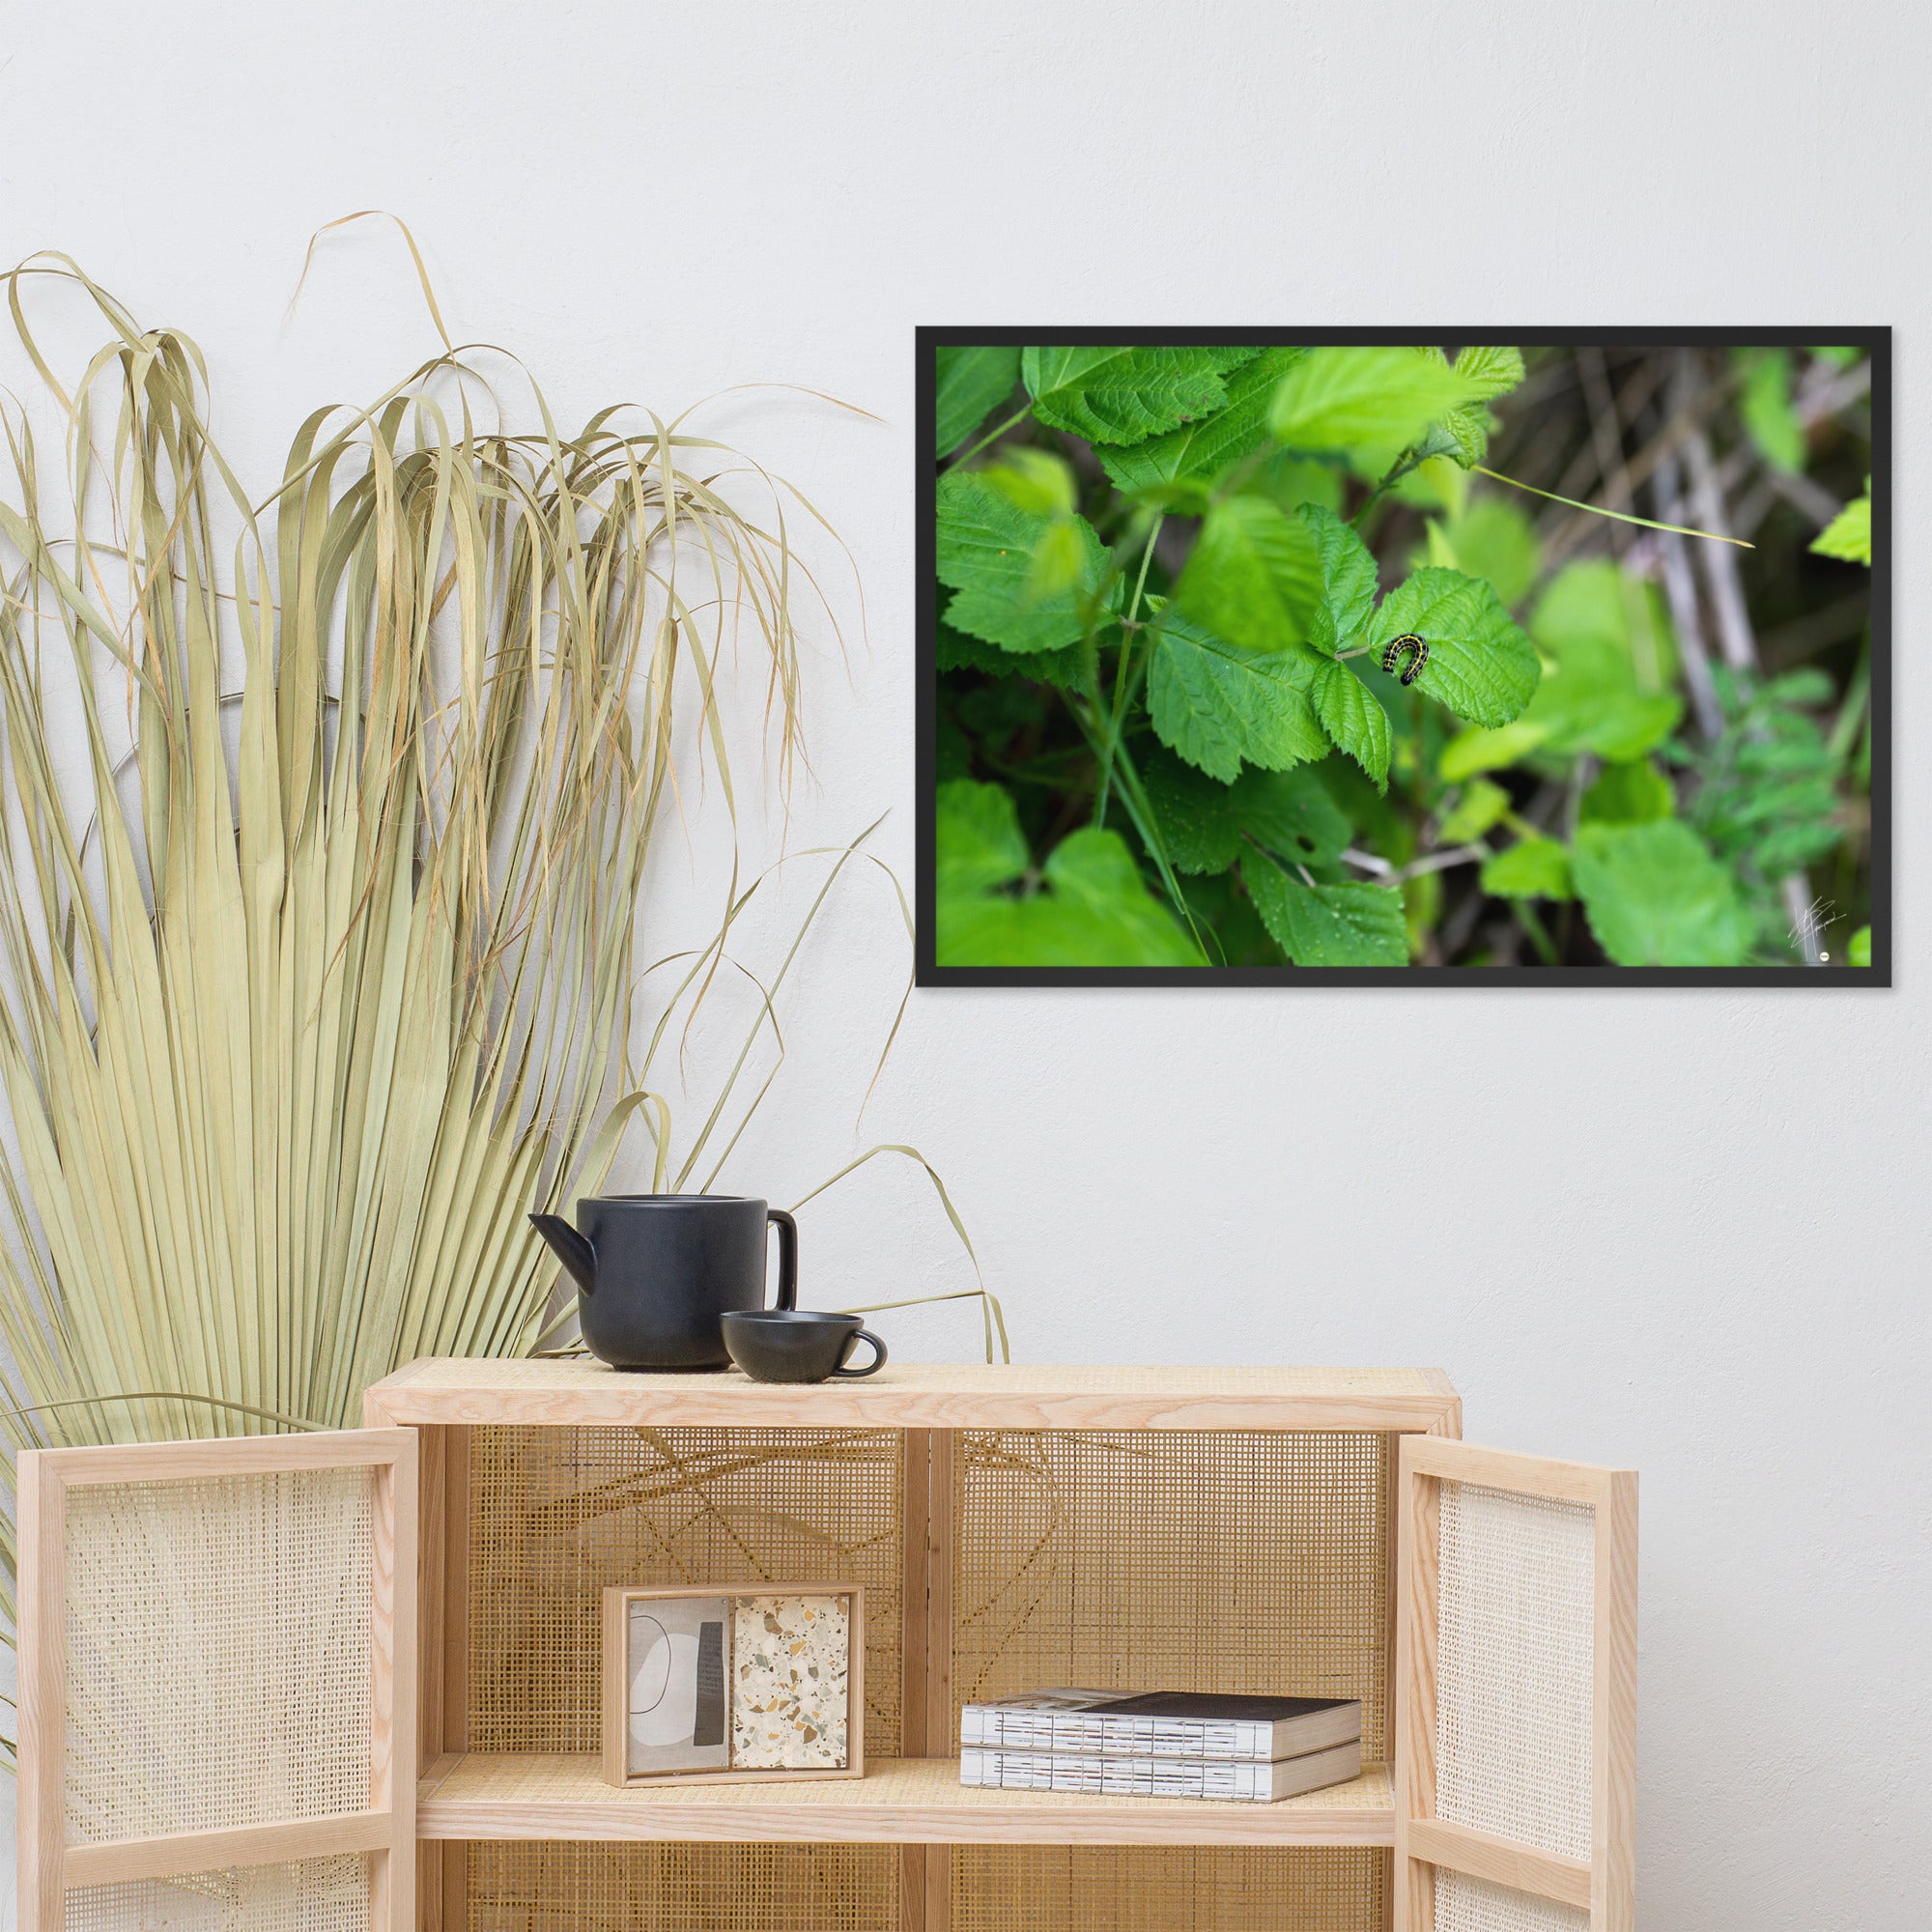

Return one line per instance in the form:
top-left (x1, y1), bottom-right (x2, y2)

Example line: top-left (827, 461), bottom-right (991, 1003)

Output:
top-left (1651, 449), bottom-right (1725, 740)
top-left (1668, 356), bottom-right (1826, 966)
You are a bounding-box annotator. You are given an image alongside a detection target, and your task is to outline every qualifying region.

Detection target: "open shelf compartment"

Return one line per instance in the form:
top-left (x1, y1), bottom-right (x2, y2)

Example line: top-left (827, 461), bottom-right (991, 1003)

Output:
top-left (362, 1358), bottom-right (1462, 1931)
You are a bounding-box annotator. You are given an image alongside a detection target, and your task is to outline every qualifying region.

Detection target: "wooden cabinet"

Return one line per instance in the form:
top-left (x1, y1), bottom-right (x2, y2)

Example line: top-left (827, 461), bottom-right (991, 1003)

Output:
top-left (17, 1362), bottom-right (1634, 1932)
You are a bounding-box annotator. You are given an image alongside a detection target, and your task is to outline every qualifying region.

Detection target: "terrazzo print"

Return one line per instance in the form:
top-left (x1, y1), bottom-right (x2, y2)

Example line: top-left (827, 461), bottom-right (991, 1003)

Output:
top-left (730, 1594), bottom-right (850, 1769)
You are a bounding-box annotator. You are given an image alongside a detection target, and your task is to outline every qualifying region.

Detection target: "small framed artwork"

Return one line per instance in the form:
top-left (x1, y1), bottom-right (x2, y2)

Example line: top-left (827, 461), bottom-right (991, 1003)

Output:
top-left (601, 1583), bottom-right (866, 1787)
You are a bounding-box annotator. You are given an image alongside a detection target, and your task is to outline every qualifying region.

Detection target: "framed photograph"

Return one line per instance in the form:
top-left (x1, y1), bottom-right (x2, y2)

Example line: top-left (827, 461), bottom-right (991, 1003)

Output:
top-left (917, 329), bottom-right (1889, 985)
top-left (601, 1583), bottom-right (865, 1787)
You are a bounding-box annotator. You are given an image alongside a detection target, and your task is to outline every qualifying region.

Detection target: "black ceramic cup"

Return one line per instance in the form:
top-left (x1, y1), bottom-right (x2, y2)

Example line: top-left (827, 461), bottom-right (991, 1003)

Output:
top-left (720, 1310), bottom-right (888, 1383)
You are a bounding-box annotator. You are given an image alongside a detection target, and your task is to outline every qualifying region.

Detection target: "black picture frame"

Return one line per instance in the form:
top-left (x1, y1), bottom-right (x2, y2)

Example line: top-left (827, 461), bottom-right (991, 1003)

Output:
top-left (915, 326), bottom-right (1890, 988)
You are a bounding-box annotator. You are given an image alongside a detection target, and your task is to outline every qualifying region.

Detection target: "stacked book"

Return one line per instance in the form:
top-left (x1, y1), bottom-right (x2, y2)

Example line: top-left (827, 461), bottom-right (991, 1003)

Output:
top-left (958, 1689), bottom-right (1362, 1804)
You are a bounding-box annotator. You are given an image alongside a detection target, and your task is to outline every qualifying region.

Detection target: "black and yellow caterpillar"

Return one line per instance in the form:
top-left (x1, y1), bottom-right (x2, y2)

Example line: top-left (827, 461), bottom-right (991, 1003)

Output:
top-left (1380, 633), bottom-right (1429, 686)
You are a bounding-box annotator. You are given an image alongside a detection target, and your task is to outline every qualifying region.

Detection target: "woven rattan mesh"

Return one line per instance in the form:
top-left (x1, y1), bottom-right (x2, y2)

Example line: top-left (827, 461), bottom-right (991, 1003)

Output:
top-left (469, 1426), bottom-right (902, 1755)
top-left (466, 1841), bottom-right (897, 1932)
top-left (952, 1846), bottom-right (1387, 1931)
top-left (64, 1855), bottom-right (370, 1932)
top-left (952, 1431), bottom-right (1392, 1758)
top-left (63, 1469), bottom-right (374, 1841)
top-left (1435, 1480), bottom-right (1595, 1861)
top-left (1434, 1869), bottom-right (1590, 1932)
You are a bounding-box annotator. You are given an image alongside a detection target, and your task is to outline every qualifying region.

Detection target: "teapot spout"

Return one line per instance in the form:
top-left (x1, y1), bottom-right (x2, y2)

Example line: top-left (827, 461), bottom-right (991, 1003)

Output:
top-left (529, 1212), bottom-right (598, 1295)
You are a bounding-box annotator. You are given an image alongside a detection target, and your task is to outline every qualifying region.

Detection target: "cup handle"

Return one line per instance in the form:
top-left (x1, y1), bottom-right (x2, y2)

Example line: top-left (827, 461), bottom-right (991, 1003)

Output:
top-left (767, 1208), bottom-right (798, 1311)
top-left (832, 1328), bottom-right (887, 1378)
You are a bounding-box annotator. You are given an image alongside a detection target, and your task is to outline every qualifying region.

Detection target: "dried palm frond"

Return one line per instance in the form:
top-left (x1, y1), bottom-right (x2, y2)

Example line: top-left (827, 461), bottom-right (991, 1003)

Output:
top-left (0, 247), bottom-right (966, 1766)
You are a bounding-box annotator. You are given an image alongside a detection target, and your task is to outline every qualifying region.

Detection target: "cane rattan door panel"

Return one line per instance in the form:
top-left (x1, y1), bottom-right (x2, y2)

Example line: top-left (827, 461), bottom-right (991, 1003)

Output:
top-left (1394, 1440), bottom-right (1635, 1932)
top-left (16, 1431), bottom-right (416, 1932)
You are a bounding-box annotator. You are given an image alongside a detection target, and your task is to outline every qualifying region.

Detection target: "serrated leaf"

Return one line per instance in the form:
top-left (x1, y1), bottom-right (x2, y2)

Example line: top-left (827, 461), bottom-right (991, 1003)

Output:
top-left (1147, 753), bottom-right (1354, 875)
top-left (1480, 837), bottom-right (1574, 900)
top-left (1268, 347), bottom-right (1480, 461)
top-left (1297, 501), bottom-right (1379, 654)
top-left (1580, 757), bottom-right (1674, 825)
top-left (1239, 765), bottom-right (1352, 867)
top-left (936, 469), bottom-right (1118, 653)
top-left (1811, 491), bottom-right (1871, 565)
top-left (1022, 346), bottom-right (1260, 445)
top-left (1439, 345), bottom-right (1525, 467)
top-left (1368, 567), bottom-right (1541, 726)
top-left (1311, 659), bottom-right (1391, 789)
top-left (1437, 777), bottom-right (1511, 843)
top-left (1147, 611), bottom-right (1329, 782)
top-left (936, 611), bottom-right (1083, 689)
top-left (1178, 496), bottom-right (1322, 652)
top-left (934, 345), bottom-right (1022, 455)
top-left (1099, 347), bottom-right (1308, 500)
top-left (1143, 753), bottom-right (1245, 872)
top-left (1244, 859), bottom-right (1407, 966)
top-left (1572, 822), bottom-right (1751, 966)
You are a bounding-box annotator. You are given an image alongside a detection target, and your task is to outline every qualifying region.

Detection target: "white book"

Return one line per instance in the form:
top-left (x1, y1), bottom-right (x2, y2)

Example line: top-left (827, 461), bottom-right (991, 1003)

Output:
top-left (958, 1737), bottom-right (1363, 1804)
top-left (958, 1689), bottom-right (1361, 1762)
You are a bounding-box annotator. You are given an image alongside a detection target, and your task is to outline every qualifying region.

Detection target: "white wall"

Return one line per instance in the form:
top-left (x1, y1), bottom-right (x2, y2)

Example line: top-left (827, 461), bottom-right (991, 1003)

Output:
top-left (3, 2), bottom-right (1926, 1925)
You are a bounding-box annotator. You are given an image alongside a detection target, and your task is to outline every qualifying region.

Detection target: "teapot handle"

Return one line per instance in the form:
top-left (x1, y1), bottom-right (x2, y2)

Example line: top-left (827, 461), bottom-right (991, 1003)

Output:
top-left (767, 1208), bottom-right (798, 1311)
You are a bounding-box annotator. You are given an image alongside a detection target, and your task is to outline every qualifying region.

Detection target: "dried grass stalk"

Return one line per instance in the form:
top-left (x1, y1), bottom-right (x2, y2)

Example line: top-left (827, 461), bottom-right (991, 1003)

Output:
top-left (0, 250), bottom-right (865, 1748)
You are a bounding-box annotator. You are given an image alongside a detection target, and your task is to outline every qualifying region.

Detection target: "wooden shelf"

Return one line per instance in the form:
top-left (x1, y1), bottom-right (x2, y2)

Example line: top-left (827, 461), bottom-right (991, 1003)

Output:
top-left (416, 1753), bottom-right (1395, 1848)
top-left (367, 1357), bottom-right (1461, 1434)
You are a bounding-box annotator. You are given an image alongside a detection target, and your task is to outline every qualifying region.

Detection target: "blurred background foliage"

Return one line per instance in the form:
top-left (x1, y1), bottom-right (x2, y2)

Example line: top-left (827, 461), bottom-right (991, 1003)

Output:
top-left (932, 342), bottom-right (1874, 969)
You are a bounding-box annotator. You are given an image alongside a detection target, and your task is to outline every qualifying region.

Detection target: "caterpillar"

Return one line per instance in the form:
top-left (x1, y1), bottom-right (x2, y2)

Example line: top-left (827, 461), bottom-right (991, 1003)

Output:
top-left (1380, 633), bottom-right (1429, 686)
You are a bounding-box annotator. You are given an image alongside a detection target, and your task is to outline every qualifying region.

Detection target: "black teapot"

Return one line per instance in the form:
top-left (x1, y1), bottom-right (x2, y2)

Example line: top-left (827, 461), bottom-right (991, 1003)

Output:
top-left (529, 1194), bottom-right (797, 1371)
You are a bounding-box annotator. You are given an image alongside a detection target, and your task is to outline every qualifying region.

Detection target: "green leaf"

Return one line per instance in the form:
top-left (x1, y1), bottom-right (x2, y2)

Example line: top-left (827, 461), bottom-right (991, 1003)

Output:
top-left (1177, 496), bottom-right (1322, 651)
top-left (934, 346), bottom-right (1021, 455)
top-left (1022, 346), bottom-right (1259, 446)
top-left (1244, 859), bottom-right (1407, 966)
top-left (1268, 347), bottom-right (1481, 463)
top-left (1733, 348), bottom-right (1804, 473)
top-left (1849, 924), bottom-right (1871, 967)
top-left (1580, 757), bottom-right (1674, 825)
top-left (1572, 822), bottom-right (1751, 966)
top-left (1298, 502), bottom-right (1379, 654)
top-left (980, 447), bottom-right (1078, 517)
top-left (1145, 753), bottom-right (1350, 874)
top-left (1099, 347), bottom-right (1307, 501)
top-left (1369, 568), bottom-right (1541, 726)
top-left (1437, 778), bottom-right (1511, 843)
top-left (1524, 636), bottom-right (1683, 760)
top-left (1311, 659), bottom-right (1392, 790)
top-left (935, 779), bottom-right (1029, 897)
top-left (1143, 753), bottom-right (1244, 872)
top-left (936, 469), bottom-right (1118, 653)
top-left (936, 814), bottom-right (1205, 968)
top-left (1430, 497), bottom-right (1541, 608)
top-left (1147, 611), bottom-right (1329, 782)
top-left (1531, 558), bottom-right (1678, 689)
top-left (1480, 837), bottom-right (1574, 901)
top-left (1523, 561), bottom-right (1683, 759)
top-left (936, 611), bottom-right (1083, 690)
top-left (1439, 719), bottom-right (1548, 781)
top-left (1241, 452), bottom-right (1347, 517)
top-left (1439, 345), bottom-right (1525, 467)
top-left (1811, 491), bottom-right (1871, 566)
